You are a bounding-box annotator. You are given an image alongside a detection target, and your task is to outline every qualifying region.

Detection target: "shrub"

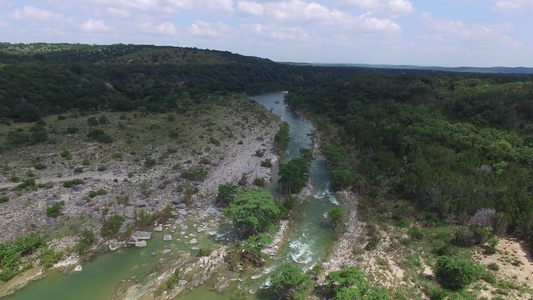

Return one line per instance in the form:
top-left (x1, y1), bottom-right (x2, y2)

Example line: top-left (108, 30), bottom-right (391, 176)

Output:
top-left (97, 165), bottom-right (107, 172)
top-left (87, 129), bottom-right (113, 143)
top-left (60, 149), bottom-right (70, 158)
top-left (0, 196), bottom-right (9, 203)
top-left (144, 157), bottom-right (156, 168)
top-left (73, 167), bottom-right (83, 174)
top-left (270, 263), bottom-right (313, 300)
top-left (64, 126), bottom-right (79, 134)
top-left (181, 167), bottom-right (208, 181)
top-left (435, 255), bottom-right (483, 291)
top-left (74, 229), bottom-right (95, 253)
top-left (40, 249), bottom-right (63, 268)
top-left (89, 189), bottom-right (107, 198)
top-left (62, 179), bottom-right (85, 188)
top-left (46, 202), bottom-right (63, 218)
top-left (253, 177), bottom-right (267, 187)
top-left (82, 158), bottom-right (90, 166)
top-left (487, 263), bottom-right (499, 271)
top-left (101, 215), bottom-right (125, 238)
top-left (408, 227), bottom-right (424, 241)
top-left (261, 159), bottom-right (273, 168)
top-left (34, 163), bottom-right (46, 170)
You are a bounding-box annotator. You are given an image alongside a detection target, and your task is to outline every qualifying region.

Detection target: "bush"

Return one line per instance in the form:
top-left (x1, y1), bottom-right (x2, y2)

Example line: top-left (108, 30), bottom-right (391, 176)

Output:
top-left (101, 215), bottom-right (125, 238)
top-left (64, 126), bottom-right (79, 134)
top-left (143, 157), bottom-right (156, 168)
top-left (60, 149), bottom-right (70, 158)
top-left (270, 263), bottom-right (313, 300)
top-left (34, 163), bottom-right (46, 170)
top-left (46, 202), bottom-right (63, 218)
top-left (87, 129), bottom-right (113, 143)
top-left (435, 255), bottom-right (483, 291)
top-left (261, 158), bottom-right (273, 168)
top-left (181, 167), bottom-right (208, 181)
top-left (253, 177), bottom-right (267, 187)
top-left (88, 189), bottom-right (107, 198)
top-left (62, 179), bottom-right (85, 188)
top-left (73, 167), bottom-right (83, 174)
top-left (97, 165), bottom-right (107, 172)
top-left (0, 196), bottom-right (9, 203)
top-left (74, 229), bottom-right (95, 253)
top-left (408, 227), bottom-right (424, 241)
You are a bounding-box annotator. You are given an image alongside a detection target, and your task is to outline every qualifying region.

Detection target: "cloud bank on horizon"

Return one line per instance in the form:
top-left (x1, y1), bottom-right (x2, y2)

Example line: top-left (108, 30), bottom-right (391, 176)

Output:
top-left (0, 0), bottom-right (532, 67)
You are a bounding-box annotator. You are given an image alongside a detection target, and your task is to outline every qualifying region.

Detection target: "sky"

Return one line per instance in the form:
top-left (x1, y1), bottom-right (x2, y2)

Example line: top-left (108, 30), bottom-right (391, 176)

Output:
top-left (0, 0), bottom-right (532, 67)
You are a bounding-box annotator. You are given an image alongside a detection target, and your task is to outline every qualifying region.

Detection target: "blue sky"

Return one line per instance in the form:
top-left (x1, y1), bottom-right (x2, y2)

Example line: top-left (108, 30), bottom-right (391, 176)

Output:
top-left (0, 0), bottom-right (532, 67)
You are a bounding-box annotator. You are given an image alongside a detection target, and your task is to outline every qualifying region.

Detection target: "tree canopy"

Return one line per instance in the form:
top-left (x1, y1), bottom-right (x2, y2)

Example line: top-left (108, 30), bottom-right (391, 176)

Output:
top-left (223, 188), bottom-right (281, 236)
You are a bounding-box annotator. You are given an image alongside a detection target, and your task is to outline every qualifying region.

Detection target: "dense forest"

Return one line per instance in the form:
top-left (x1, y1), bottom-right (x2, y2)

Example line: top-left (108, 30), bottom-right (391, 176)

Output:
top-left (285, 73), bottom-right (533, 249)
top-left (0, 43), bottom-right (414, 123)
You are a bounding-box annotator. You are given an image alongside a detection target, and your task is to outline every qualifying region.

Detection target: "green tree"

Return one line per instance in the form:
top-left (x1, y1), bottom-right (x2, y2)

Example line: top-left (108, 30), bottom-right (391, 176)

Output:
top-left (270, 263), bottom-right (313, 300)
top-left (216, 184), bottom-right (238, 207)
top-left (435, 255), bottom-right (483, 291)
top-left (274, 122), bottom-right (290, 154)
top-left (101, 215), bottom-right (125, 238)
top-left (328, 206), bottom-right (345, 230)
top-left (325, 266), bottom-right (390, 300)
top-left (87, 116), bottom-right (99, 127)
top-left (223, 189), bottom-right (280, 236)
top-left (278, 157), bottom-right (310, 194)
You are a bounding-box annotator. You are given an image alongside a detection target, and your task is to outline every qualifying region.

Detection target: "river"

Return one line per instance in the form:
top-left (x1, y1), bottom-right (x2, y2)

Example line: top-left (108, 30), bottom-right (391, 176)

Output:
top-left (5, 92), bottom-right (338, 300)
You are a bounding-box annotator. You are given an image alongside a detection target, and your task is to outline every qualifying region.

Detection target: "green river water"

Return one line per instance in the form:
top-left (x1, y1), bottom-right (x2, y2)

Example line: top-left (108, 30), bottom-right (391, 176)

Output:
top-left (6, 92), bottom-right (339, 300)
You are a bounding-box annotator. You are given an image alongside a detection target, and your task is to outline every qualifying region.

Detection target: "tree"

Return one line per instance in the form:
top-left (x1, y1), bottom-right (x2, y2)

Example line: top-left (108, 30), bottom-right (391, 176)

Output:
top-left (299, 148), bottom-right (314, 163)
top-left (278, 157), bottom-right (310, 194)
top-left (435, 255), bottom-right (483, 291)
top-left (101, 215), bottom-right (125, 238)
top-left (223, 189), bottom-right (280, 236)
top-left (270, 263), bottom-right (313, 300)
top-left (328, 206), bottom-right (345, 230)
top-left (87, 116), bottom-right (99, 127)
top-left (325, 266), bottom-right (390, 300)
top-left (216, 184), bottom-right (238, 207)
top-left (274, 122), bottom-right (290, 154)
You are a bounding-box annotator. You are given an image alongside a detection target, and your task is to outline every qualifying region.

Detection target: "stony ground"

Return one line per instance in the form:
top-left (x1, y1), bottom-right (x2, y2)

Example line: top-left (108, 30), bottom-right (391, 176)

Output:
top-left (0, 95), bottom-right (282, 298)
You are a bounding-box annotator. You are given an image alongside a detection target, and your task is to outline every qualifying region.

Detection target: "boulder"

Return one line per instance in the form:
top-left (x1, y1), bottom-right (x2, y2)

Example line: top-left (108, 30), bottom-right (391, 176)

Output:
top-left (74, 265), bottom-right (82, 272)
top-left (158, 182), bottom-right (166, 189)
top-left (42, 216), bottom-right (55, 225)
top-left (176, 203), bottom-right (187, 209)
top-left (124, 207), bottom-right (135, 219)
top-left (132, 231), bottom-right (151, 240)
top-left (189, 238), bottom-right (198, 244)
top-left (206, 207), bottom-right (218, 215)
top-left (74, 184), bottom-right (86, 191)
top-left (178, 210), bottom-right (188, 216)
top-left (75, 199), bottom-right (88, 206)
top-left (134, 199), bottom-right (147, 207)
top-left (163, 234), bottom-right (172, 241)
top-left (154, 225), bottom-right (163, 232)
top-left (172, 195), bottom-right (184, 204)
top-left (135, 240), bottom-right (147, 247)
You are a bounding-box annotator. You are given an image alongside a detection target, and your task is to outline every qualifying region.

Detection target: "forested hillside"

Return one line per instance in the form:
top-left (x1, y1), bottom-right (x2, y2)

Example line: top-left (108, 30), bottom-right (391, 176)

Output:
top-left (286, 73), bottom-right (533, 248)
top-left (0, 43), bottom-right (406, 123)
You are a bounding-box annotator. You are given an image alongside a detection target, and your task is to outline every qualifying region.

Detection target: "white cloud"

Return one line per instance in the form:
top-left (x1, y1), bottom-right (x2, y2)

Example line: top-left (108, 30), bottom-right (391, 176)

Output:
top-left (388, 0), bottom-right (413, 13)
top-left (360, 13), bottom-right (401, 31)
top-left (156, 22), bottom-right (176, 35)
top-left (237, 1), bottom-right (264, 16)
top-left (491, 0), bottom-right (533, 13)
top-left (168, 0), bottom-right (193, 9)
top-left (81, 19), bottom-right (111, 32)
top-left (421, 12), bottom-right (519, 47)
top-left (106, 7), bottom-right (131, 17)
top-left (10, 5), bottom-right (62, 21)
top-left (191, 20), bottom-right (230, 37)
top-left (248, 23), bottom-right (310, 41)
